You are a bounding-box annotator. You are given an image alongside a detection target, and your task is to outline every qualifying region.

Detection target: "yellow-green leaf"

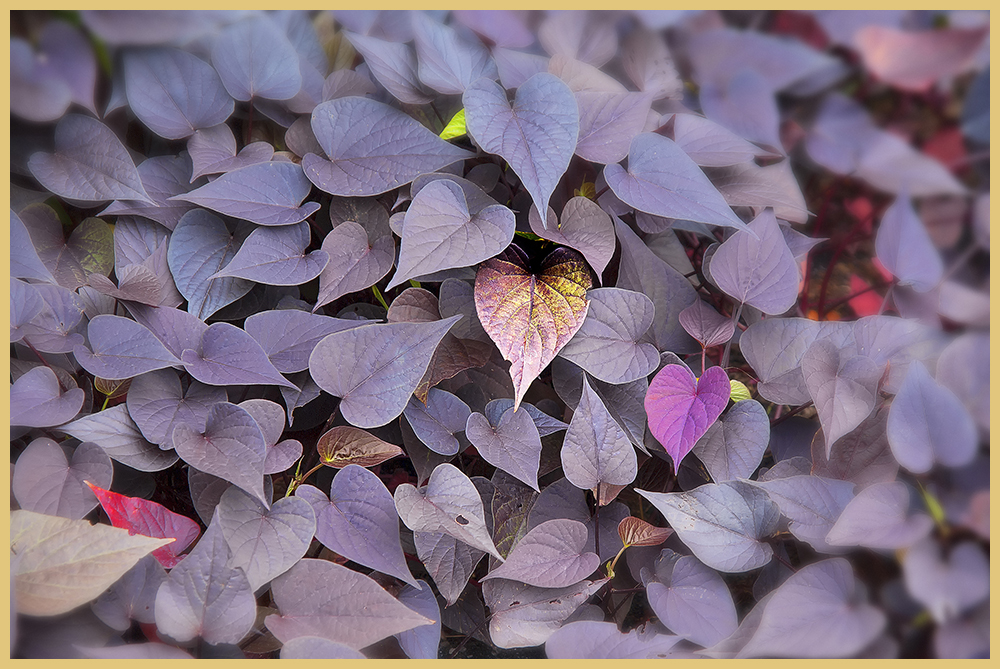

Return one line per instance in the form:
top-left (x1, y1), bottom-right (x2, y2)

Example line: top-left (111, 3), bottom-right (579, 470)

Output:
top-left (730, 379), bottom-right (752, 403)
top-left (439, 108), bottom-right (466, 140)
top-left (574, 182), bottom-right (597, 200)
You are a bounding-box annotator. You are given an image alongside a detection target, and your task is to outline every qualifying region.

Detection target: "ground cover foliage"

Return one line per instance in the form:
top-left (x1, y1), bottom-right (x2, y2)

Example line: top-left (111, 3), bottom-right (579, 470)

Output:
top-left (9, 9), bottom-right (990, 659)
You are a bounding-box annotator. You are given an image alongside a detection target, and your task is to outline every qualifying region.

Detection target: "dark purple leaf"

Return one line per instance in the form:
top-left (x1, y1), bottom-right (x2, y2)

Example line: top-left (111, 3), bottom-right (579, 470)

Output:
top-left (313, 221), bottom-right (395, 309)
top-left (553, 357), bottom-right (648, 450)
top-left (546, 620), bottom-right (682, 659)
top-left (528, 196), bottom-right (616, 278)
top-left (645, 364), bottom-right (730, 472)
top-left (604, 133), bottom-right (746, 230)
top-left (308, 317), bottom-right (460, 428)
top-left (812, 407), bottom-right (898, 490)
top-left (801, 339), bottom-right (881, 453)
top-left (241, 394), bottom-right (293, 447)
top-left (284, 116), bottom-right (325, 159)
top-left (466, 406), bottom-right (542, 491)
top-left (125, 369), bottom-right (226, 447)
top-left (483, 518), bottom-right (599, 588)
top-left (412, 12), bottom-right (498, 94)
top-left (10, 366), bottom-right (85, 428)
top-left (643, 550), bottom-right (738, 647)
top-left (305, 96), bottom-right (471, 196)
top-left (172, 161), bottom-right (320, 226)
top-left (614, 218), bottom-right (699, 354)
top-left (483, 576), bottom-right (607, 648)
top-left (679, 300), bottom-right (735, 349)
top-left (637, 481), bottom-right (780, 572)
top-left (344, 32), bottom-right (432, 105)
top-left (188, 123), bottom-right (274, 181)
top-left (211, 15), bottom-right (302, 101)
top-left (279, 638), bottom-right (366, 659)
top-left (538, 11), bottom-right (616, 67)
top-left (388, 179), bottom-right (515, 289)
top-left (875, 193), bottom-right (944, 292)
top-left (10, 37), bottom-right (71, 122)
top-left (154, 510), bottom-right (257, 645)
top-left (100, 155), bottom-right (198, 231)
top-left (187, 469), bottom-right (232, 526)
top-left (181, 322), bottom-right (298, 389)
top-left (210, 221), bottom-right (328, 285)
top-left (752, 475), bottom-right (855, 552)
top-left (693, 399), bottom-right (769, 482)
top-left (171, 402), bottom-right (269, 506)
top-left (487, 398), bottom-right (568, 437)
top-left (21, 205), bottom-right (113, 290)
top-left (826, 481), bottom-right (934, 550)
top-left (526, 477), bottom-right (628, 563)
top-left (74, 315), bottom-right (180, 380)
top-left (887, 360), bottom-right (977, 473)
top-left (124, 303), bottom-right (208, 359)
top-left (395, 463), bottom-right (502, 559)
top-left (13, 439), bottom-right (112, 519)
top-left (265, 558), bottom-right (434, 648)
top-left (244, 309), bottom-right (362, 374)
top-left (19, 283), bottom-right (87, 354)
top-left (59, 405), bottom-right (179, 472)
top-left (395, 580), bottom-right (442, 659)
top-left (10, 209), bottom-right (56, 283)
top-left (414, 530), bottom-right (484, 607)
top-left (110, 217), bottom-right (182, 305)
top-left (575, 91), bottom-right (654, 164)
top-left (295, 465), bottom-right (418, 586)
top-left (265, 439), bottom-right (302, 475)
top-left (123, 47), bottom-right (233, 140)
top-left (404, 388), bottom-right (472, 456)
top-left (27, 114), bottom-right (152, 204)
top-left (216, 486), bottom-right (315, 590)
top-left (91, 555), bottom-right (166, 631)
top-left (902, 538), bottom-right (988, 624)
top-left (464, 73), bottom-right (578, 223)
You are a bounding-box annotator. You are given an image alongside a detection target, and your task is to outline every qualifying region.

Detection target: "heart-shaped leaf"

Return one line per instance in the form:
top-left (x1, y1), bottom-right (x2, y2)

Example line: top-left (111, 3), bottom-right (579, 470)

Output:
top-left (464, 73), bottom-right (578, 222)
top-left (604, 133), bottom-right (746, 230)
top-left (394, 580), bottom-right (442, 659)
top-left (395, 463), bottom-right (502, 559)
top-left (244, 309), bottom-right (363, 374)
top-left (10, 366), bottom-right (85, 428)
top-left (902, 538), bottom-right (988, 624)
top-left (74, 315), bottom-right (181, 380)
top-left (86, 482), bottom-right (200, 569)
top-left (645, 364), bottom-right (730, 472)
top-left (216, 486), bottom-right (316, 590)
top-left (305, 96), bottom-right (472, 196)
top-left (545, 620), bottom-right (683, 659)
top-left (528, 196), bottom-right (616, 278)
top-left (345, 32), bottom-right (432, 105)
top-left (295, 464), bottom-right (418, 587)
top-left (188, 123), bottom-right (273, 181)
top-left (59, 405), bottom-right (179, 472)
top-left (211, 221), bottom-right (328, 285)
top-left (466, 405), bottom-right (543, 492)
top-left (404, 388), bottom-right (472, 457)
top-left (210, 15), bottom-right (302, 101)
top-left (91, 555), bottom-right (166, 631)
top-left (313, 221), bottom-right (396, 310)
top-left (679, 300), bottom-right (736, 348)
top-left (316, 425), bottom-right (404, 468)
top-left (99, 154), bottom-right (199, 232)
top-left (475, 244), bottom-right (591, 410)
top-left (483, 577), bottom-right (607, 649)
top-left (181, 322), bottom-right (298, 389)
top-left (412, 11), bottom-right (498, 95)
top-left (414, 531), bottom-right (485, 607)
top-left (21, 206), bottom-right (113, 289)
top-left (811, 407), bottom-right (898, 490)
top-left (575, 91), bottom-right (654, 164)
top-left (11, 208), bottom-right (56, 283)
top-left (13, 439), bottom-right (112, 519)
top-left (693, 399), bottom-right (770, 482)
top-left (825, 481), bottom-right (934, 550)
top-left (483, 518), bottom-right (599, 588)
top-left (751, 475), bottom-right (856, 552)
top-left (309, 317), bottom-right (461, 428)
top-left (801, 339), bottom-right (881, 453)
top-left (643, 550), bottom-right (738, 647)
top-left (388, 179), bottom-right (515, 289)
top-left (171, 402), bottom-right (269, 507)
top-left (618, 516), bottom-right (672, 547)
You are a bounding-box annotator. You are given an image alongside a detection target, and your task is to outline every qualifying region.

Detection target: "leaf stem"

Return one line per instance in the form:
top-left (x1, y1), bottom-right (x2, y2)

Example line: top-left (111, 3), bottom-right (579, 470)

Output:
top-left (720, 302), bottom-right (743, 369)
top-left (605, 543), bottom-right (629, 579)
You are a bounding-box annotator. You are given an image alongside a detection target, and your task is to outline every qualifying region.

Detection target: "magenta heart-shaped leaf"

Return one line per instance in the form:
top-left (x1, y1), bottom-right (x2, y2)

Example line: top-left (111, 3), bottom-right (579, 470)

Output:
top-left (645, 364), bottom-right (731, 472)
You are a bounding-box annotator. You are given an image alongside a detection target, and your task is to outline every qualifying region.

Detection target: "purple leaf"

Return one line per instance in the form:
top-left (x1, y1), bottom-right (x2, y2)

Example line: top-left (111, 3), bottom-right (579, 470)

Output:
top-left (483, 518), bottom-right (599, 588)
top-left (10, 366), bottom-right (85, 428)
top-left (936, 331), bottom-right (989, 432)
top-left (812, 407), bottom-right (898, 490)
top-left (671, 113), bottom-right (773, 167)
top-left (211, 15), bottom-right (302, 101)
top-left (614, 217), bottom-right (699, 354)
top-left (188, 469), bottom-right (232, 526)
top-left (73, 315), bottom-right (181, 380)
top-left (91, 556), bottom-right (166, 631)
top-left (801, 339), bottom-right (881, 453)
top-left (111, 216), bottom-right (182, 299)
top-left (100, 155), bottom-right (199, 231)
top-left (404, 388), bottom-right (472, 456)
top-left (493, 46), bottom-right (549, 89)
top-left (32, 20), bottom-right (96, 114)
top-left (10, 37), bottom-right (71, 122)
top-left (751, 475), bottom-right (856, 552)
top-left (934, 602), bottom-right (988, 659)
top-left (394, 580), bottom-right (442, 659)
top-left (538, 11), bottom-right (616, 67)
top-left (875, 193), bottom-right (944, 292)
top-left (27, 114), bottom-right (152, 204)
top-left (240, 396), bottom-right (288, 447)
top-left (553, 357), bottom-right (648, 449)
top-left (528, 196), bottom-right (616, 278)
top-left (123, 47), bottom-right (233, 140)
top-left (453, 10), bottom-right (533, 48)
top-left (321, 68), bottom-right (377, 101)
top-left (710, 209), bottom-right (799, 314)
top-left (826, 481), bottom-right (934, 550)
top-left (693, 399), bottom-right (770, 482)
top-left (265, 558), bottom-right (434, 648)
top-left (244, 309), bottom-right (363, 374)
top-left (604, 133), bottom-right (746, 231)
top-left (11, 278), bottom-right (45, 343)
top-left (700, 70), bottom-right (781, 152)
top-left (167, 209), bottom-right (253, 319)
top-left (153, 511), bottom-right (257, 645)
top-left (59, 405), bottom-right (179, 472)
top-left (679, 300), bottom-right (735, 349)
top-left (21, 205), bottom-right (113, 290)
top-left (526, 477), bottom-right (628, 563)
top-left (216, 486), bottom-right (315, 590)
top-left (13, 439), bottom-right (112, 519)
top-left (172, 161), bottom-right (320, 226)
top-left (125, 369), bottom-right (227, 448)
top-left (636, 481), bottom-right (780, 572)
top-left (887, 360), bottom-right (977, 473)
top-left (395, 463), bottom-right (502, 559)
top-left (575, 91), bottom-right (654, 164)
top-left (412, 12), bottom-right (498, 94)
top-left (188, 124), bottom-right (274, 181)
top-left (464, 73), bottom-right (578, 223)
top-left (314, 221), bottom-right (395, 309)
top-left (10, 209), bottom-right (56, 283)
top-left (265, 439), bottom-right (302, 475)
top-left (708, 160), bottom-right (809, 225)
top-left (487, 398), bottom-right (568, 437)
top-left (211, 221), bottom-right (328, 285)
top-left (902, 538), bottom-right (988, 624)
top-left (79, 10), bottom-right (240, 47)
top-left (171, 402), bottom-right (269, 506)
top-left (19, 283), bottom-right (87, 354)
top-left (558, 287), bottom-right (659, 384)
top-left (181, 322), bottom-right (298, 389)
top-left (414, 530), bottom-right (484, 606)
top-left (466, 406), bottom-right (543, 491)
top-left (124, 303), bottom-right (209, 360)
top-left (643, 550), bottom-right (738, 647)
top-left (295, 464), bottom-right (418, 587)
top-left (305, 97), bottom-right (471, 196)
top-left (388, 179), bottom-right (515, 289)
top-left (852, 315), bottom-right (933, 395)
top-left (308, 317), bottom-right (460, 428)
top-left (546, 620), bottom-right (682, 659)
top-left (279, 638), bottom-right (366, 659)
top-left (562, 377), bottom-right (637, 503)
top-left (736, 558), bottom-right (885, 658)
top-left (645, 364), bottom-right (730, 472)
top-left (344, 32), bottom-right (432, 105)
top-left (483, 576), bottom-right (607, 648)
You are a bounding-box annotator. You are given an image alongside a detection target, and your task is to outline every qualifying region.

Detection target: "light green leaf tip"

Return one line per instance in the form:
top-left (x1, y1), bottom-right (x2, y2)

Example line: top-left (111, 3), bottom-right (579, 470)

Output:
top-left (730, 379), bottom-right (751, 403)
top-left (439, 109), bottom-right (466, 141)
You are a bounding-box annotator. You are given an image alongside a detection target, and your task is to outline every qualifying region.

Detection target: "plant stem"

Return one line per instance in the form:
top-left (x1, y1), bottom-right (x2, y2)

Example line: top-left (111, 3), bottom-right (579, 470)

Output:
top-left (770, 401), bottom-right (812, 427)
top-left (721, 302), bottom-right (743, 369)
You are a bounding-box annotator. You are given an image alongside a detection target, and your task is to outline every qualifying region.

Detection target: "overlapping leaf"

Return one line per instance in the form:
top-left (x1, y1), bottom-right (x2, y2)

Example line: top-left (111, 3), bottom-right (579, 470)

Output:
top-left (181, 322), bottom-right (297, 389)
top-left (210, 15), bottom-right (302, 101)
top-left (483, 519), bottom-right (599, 588)
top-left (12, 439), bottom-right (112, 519)
top-left (10, 366), bottom-right (85, 428)
top-left (643, 550), bottom-right (738, 647)
top-left (692, 399), bottom-right (770, 482)
top-left (314, 221), bottom-right (396, 309)
top-left (59, 405), bottom-right (179, 472)
top-left (466, 405), bottom-right (543, 491)
top-left (74, 315), bottom-right (180, 380)
top-left (212, 221), bottom-right (328, 285)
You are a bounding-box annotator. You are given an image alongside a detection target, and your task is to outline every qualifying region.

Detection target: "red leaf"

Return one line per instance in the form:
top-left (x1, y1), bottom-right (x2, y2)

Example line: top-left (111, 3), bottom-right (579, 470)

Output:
top-left (848, 276), bottom-right (884, 318)
top-left (85, 481), bottom-right (200, 568)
